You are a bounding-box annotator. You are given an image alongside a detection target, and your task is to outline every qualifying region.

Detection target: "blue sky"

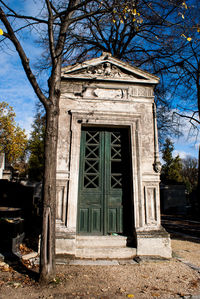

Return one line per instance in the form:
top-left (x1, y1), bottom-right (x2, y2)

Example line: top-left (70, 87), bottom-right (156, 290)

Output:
top-left (1, 49), bottom-right (37, 133)
top-left (1, 46), bottom-right (199, 161)
top-left (0, 0), bottom-right (44, 134)
top-left (0, 1), bottom-right (199, 161)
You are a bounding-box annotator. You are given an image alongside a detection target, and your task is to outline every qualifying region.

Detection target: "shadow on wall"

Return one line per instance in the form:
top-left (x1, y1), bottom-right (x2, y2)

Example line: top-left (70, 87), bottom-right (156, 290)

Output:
top-left (0, 180), bottom-right (42, 257)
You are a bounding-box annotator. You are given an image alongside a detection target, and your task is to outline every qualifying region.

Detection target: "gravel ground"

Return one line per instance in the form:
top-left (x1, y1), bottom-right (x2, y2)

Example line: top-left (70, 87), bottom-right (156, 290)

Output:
top-left (171, 239), bottom-right (200, 267)
top-left (0, 238), bottom-right (200, 299)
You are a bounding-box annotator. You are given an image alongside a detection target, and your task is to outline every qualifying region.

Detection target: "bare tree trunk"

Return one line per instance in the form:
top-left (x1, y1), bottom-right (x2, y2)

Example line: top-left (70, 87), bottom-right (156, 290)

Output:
top-left (198, 135), bottom-right (200, 217)
top-left (197, 70), bottom-right (200, 213)
top-left (39, 104), bottom-right (59, 282)
top-left (198, 144), bottom-right (200, 191)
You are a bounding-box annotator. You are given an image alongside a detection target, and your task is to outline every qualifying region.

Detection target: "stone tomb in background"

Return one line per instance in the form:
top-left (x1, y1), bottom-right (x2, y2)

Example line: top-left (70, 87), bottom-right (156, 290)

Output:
top-left (55, 53), bottom-right (171, 259)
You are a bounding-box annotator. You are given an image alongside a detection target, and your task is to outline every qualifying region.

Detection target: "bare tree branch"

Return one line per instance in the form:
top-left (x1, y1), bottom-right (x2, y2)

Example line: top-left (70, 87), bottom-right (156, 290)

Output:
top-left (173, 111), bottom-right (200, 126)
top-left (0, 6), bottom-right (48, 107)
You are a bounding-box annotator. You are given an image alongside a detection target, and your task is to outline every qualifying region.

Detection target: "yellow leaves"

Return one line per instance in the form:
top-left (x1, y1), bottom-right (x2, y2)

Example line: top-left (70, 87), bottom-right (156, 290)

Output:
top-left (0, 102), bottom-right (27, 169)
top-left (181, 34), bottom-right (192, 41)
top-left (127, 295), bottom-right (135, 298)
top-left (182, 1), bottom-right (188, 9)
top-left (113, 5), bottom-right (142, 27)
top-left (0, 28), bottom-right (3, 35)
top-left (178, 12), bottom-right (185, 19)
top-left (138, 18), bottom-right (143, 24)
top-left (133, 9), bottom-right (137, 16)
top-left (132, 18), bottom-right (139, 24)
top-left (130, 7), bottom-right (142, 24)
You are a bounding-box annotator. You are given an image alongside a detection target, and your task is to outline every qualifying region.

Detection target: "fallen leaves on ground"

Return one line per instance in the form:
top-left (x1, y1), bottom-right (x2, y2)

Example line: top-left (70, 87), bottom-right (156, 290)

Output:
top-left (0, 262), bottom-right (13, 272)
top-left (189, 279), bottom-right (200, 289)
top-left (151, 293), bottom-right (160, 297)
top-left (19, 243), bottom-right (33, 255)
top-left (0, 280), bottom-right (5, 286)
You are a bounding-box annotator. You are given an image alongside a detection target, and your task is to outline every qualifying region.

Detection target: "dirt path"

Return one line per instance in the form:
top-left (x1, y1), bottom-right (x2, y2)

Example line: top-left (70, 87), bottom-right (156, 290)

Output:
top-left (0, 236), bottom-right (200, 299)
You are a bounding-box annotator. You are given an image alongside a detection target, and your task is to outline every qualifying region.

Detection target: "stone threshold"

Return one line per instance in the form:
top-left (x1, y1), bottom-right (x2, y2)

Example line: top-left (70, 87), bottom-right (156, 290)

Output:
top-left (56, 258), bottom-right (137, 265)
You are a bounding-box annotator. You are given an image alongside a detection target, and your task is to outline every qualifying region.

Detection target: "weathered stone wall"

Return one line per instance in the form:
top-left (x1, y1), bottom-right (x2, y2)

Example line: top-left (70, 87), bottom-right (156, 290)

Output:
top-left (57, 79), bottom-right (160, 232)
top-left (55, 54), bottom-right (171, 258)
top-left (58, 81), bottom-right (156, 175)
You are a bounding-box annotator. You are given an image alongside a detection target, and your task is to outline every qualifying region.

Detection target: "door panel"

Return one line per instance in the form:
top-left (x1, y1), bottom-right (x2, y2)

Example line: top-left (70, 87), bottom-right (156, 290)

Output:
top-left (91, 208), bottom-right (101, 232)
top-left (78, 127), bottom-right (132, 235)
top-left (78, 129), bottom-right (103, 234)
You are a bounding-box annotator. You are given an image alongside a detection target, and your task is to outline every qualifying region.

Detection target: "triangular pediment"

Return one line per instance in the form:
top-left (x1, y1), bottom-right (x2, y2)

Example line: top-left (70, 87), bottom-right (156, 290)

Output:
top-left (61, 53), bottom-right (159, 84)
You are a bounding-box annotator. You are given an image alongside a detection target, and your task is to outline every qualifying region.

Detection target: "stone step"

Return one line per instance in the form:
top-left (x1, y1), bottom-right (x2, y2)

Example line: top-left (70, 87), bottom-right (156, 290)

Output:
top-left (56, 237), bottom-right (76, 255)
top-left (76, 235), bottom-right (128, 248)
top-left (75, 247), bottom-right (136, 259)
top-left (56, 235), bottom-right (136, 258)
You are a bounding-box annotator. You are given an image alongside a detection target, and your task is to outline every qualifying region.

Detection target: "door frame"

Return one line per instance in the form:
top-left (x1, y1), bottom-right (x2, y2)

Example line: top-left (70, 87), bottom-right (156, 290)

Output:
top-left (65, 110), bottom-right (143, 235)
top-left (77, 127), bottom-right (132, 235)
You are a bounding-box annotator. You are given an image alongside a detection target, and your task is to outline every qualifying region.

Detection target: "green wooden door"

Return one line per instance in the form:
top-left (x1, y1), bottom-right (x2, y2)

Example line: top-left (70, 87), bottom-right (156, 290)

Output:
top-left (78, 127), bottom-right (132, 235)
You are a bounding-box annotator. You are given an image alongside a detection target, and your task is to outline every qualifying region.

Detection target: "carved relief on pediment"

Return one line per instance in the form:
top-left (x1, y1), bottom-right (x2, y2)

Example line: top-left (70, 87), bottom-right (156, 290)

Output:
top-left (72, 62), bottom-right (137, 79)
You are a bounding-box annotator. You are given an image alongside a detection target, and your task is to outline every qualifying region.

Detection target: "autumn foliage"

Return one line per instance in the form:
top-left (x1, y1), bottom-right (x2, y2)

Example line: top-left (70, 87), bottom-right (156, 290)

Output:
top-left (0, 101), bottom-right (27, 174)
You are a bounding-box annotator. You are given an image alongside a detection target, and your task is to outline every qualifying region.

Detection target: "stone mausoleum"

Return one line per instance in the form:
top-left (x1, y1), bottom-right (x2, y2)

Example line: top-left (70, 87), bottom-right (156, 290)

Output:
top-left (55, 53), bottom-right (171, 259)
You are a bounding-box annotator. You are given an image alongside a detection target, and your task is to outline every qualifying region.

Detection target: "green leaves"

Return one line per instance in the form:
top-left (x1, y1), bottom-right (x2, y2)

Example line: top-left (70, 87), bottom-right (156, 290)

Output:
top-left (27, 102), bottom-right (45, 181)
top-left (161, 138), bottom-right (183, 184)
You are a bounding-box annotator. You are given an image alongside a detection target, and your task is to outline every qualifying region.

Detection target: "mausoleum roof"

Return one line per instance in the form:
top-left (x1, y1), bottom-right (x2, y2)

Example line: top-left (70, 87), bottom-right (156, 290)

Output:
top-left (61, 52), bottom-right (159, 84)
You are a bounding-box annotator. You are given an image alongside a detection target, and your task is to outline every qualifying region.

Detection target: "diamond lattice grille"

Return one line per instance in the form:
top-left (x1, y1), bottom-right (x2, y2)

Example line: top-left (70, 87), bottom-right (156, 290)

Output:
top-left (83, 131), bottom-right (100, 188)
top-left (111, 132), bottom-right (122, 188)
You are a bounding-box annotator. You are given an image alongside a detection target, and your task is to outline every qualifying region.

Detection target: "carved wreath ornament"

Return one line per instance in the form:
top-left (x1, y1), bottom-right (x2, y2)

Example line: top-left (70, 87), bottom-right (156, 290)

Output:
top-left (87, 63), bottom-right (133, 78)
